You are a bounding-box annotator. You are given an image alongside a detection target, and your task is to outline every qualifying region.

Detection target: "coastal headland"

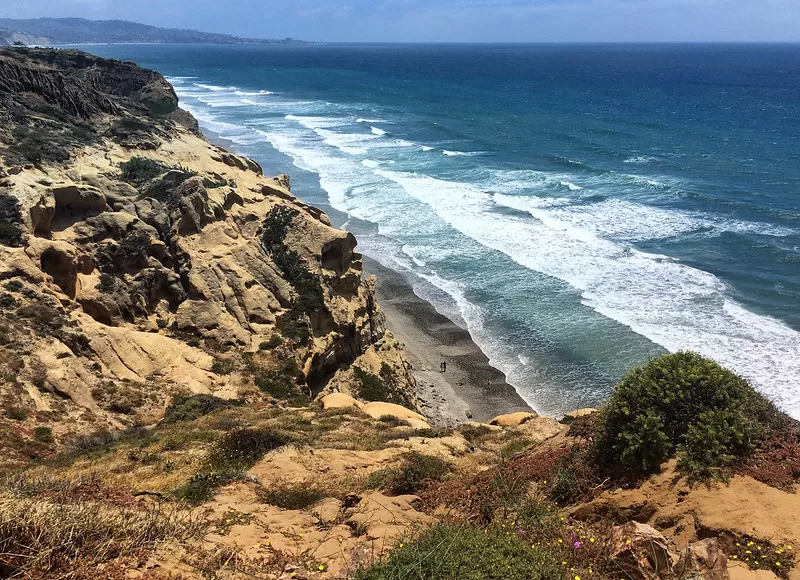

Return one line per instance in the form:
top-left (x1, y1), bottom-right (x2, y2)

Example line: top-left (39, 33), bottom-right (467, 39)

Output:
top-left (0, 46), bottom-right (799, 580)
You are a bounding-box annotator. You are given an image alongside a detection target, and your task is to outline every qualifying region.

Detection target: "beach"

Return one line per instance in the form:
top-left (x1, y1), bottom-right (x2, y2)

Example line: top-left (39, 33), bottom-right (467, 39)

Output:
top-left (363, 256), bottom-right (532, 426)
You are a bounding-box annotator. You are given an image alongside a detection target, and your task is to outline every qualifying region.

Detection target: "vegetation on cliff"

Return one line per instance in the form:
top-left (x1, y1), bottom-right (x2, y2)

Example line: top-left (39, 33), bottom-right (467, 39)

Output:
top-left (0, 46), bottom-right (798, 580)
top-left (592, 351), bottom-right (784, 482)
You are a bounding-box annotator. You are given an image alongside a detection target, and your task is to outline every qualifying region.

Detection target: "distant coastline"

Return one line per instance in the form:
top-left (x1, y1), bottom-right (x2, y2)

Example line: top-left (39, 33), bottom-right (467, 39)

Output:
top-left (0, 17), bottom-right (306, 47)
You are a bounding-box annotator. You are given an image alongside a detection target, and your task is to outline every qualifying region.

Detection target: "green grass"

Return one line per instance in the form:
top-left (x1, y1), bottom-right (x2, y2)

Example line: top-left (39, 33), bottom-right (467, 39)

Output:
top-left (173, 428), bottom-right (287, 505)
top-left (353, 524), bottom-right (562, 580)
top-left (257, 482), bottom-right (329, 510)
top-left (365, 451), bottom-right (451, 496)
top-left (161, 394), bottom-right (239, 425)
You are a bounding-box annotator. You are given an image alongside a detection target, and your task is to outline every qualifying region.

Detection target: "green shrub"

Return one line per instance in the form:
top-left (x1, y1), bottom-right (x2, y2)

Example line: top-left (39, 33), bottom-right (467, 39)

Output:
top-left (371, 451), bottom-right (451, 496)
top-left (33, 427), bottom-right (54, 443)
top-left (258, 482), bottom-right (328, 510)
top-left (173, 472), bottom-right (234, 505)
top-left (593, 351), bottom-right (780, 481)
top-left (277, 310), bottom-right (312, 344)
top-left (6, 407), bottom-right (28, 421)
top-left (459, 423), bottom-right (493, 444)
top-left (207, 428), bottom-right (286, 471)
top-left (0, 195), bottom-right (22, 247)
top-left (260, 205), bottom-right (297, 250)
top-left (259, 335), bottom-right (284, 350)
top-left (161, 394), bottom-right (238, 424)
top-left (119, 156), bottom-right (168, 185)
top-left (353, 523), bottom-right (562, 580)
top-left (203, 175), bottom-right (228, 189)
top-left (260, 206), bottom-right (327, 325)
top-left (353, 364), bottom-right (415, 409)
top-left (211, 359), bottom-right (235, 376)
top-left (174, 428), bottom-right (287, 505)
top-left (252, 359), bottom-right (310, 406)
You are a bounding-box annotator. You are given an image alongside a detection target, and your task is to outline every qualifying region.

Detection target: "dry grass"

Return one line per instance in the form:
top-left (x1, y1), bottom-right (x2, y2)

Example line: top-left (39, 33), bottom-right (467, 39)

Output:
top-left (0, 492), bottom-right (206, 578)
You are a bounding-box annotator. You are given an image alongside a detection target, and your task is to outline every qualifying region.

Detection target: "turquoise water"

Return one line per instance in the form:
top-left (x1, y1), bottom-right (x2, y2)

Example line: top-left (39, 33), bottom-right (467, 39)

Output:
top-left (81, 44), bottom-right (800, 417)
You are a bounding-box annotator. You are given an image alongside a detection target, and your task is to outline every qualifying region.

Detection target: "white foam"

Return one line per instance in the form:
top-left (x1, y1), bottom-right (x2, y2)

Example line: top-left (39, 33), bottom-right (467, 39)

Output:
top-left (197, 95), bottom-right (248, 108)
top-left (356, 118), bottom-right (386, 123)
top-left (560, 181), bottom-right (583, 191)
top-left (234, 89), bottom-right (274, 96)
top-left (285, 115), bottom-right (341, 130)
top-left (624, 155), bottom-right (658, 164)
top-left (314, 128), bottom-right (378, 155)
top-left (374, 168), bottom-right (800, 417)
top-left (187, 90), bottom-right (800, 417)
top-left (195, 83), bottom-right (233, 92)
top-left (370, 126), bottom-right (387, 136)
top-left (495, 195), bottom-right (796, 242)
top-left (443, 149), bottom-right (481, 156)
top-left (421, 146), bottom-right (434, 152)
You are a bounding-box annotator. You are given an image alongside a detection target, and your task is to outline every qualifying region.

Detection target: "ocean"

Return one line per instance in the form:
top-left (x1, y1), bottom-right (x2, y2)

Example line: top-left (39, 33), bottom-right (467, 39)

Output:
top-left (78, 43), bottom-right (800, 418)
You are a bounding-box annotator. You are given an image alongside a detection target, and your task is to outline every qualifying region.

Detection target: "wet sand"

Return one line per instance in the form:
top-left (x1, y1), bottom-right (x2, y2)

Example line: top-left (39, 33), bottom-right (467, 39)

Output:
top-left (363, 256), bottom-right (532, 426)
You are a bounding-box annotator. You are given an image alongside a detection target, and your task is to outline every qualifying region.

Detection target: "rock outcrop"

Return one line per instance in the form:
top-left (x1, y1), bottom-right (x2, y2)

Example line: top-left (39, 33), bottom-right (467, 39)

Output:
top-left (0, 47), bottom-right (417, 462)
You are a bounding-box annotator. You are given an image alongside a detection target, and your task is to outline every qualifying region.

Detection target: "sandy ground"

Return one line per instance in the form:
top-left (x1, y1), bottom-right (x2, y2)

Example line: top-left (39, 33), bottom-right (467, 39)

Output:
top-left (363, 256), bottom-right (532, 426)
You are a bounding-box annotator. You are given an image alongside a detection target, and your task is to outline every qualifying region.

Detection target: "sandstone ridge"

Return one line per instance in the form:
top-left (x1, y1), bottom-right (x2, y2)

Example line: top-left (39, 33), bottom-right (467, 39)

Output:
top-left (0, 47), bottom-right (417, 461)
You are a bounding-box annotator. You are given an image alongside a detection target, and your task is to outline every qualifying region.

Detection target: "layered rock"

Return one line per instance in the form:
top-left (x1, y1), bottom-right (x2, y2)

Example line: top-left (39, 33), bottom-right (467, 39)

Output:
top-left (0, 47), bottom-right (417, 462)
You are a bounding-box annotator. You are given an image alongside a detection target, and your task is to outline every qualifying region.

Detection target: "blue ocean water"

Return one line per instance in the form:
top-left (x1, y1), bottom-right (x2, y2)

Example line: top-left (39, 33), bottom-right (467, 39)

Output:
top-left (80, 43), bottom-right (800, 417)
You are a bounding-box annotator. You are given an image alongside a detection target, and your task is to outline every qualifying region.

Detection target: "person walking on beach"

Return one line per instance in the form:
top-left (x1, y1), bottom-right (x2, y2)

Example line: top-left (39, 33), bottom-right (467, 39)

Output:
top-left (441, 361), bottom-right (447, 373)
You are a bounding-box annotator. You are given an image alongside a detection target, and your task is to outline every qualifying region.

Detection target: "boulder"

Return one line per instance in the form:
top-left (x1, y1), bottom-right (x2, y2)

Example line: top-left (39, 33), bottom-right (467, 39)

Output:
top-left (38, 242), bottom-right (79, 298)
top-left (675, 538), bottom-right (729, 580)
top-left (489, 411), bottom-right (538, 426)
top-left (29, 194), bottom-right (55, 236)
top-left (362, 402), bottom-right (430, 429)
top-left (52, 184), bottom-right (106, 229)
top-left (321, 393), bottom-right (362, 410)
top-left (275, 174), bottom-right (291, 191)
top-left (610, 522), bottom-right (673, 580)
top-left (311, 498), bottom-right (343, 524)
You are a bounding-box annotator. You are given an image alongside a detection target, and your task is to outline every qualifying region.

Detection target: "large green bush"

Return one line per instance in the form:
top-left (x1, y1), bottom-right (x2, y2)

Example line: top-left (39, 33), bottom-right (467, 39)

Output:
top-left (353, 523), bottom-right (562, 580)
top-left (593, 351), bottom-right (779, 481)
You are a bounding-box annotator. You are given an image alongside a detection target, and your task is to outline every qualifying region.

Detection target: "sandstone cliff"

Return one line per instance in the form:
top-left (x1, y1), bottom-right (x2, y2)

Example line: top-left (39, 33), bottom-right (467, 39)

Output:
top-left (1, 48), bottom-right (798, 580)
top-left (0, 47), bottom-right (417, 464)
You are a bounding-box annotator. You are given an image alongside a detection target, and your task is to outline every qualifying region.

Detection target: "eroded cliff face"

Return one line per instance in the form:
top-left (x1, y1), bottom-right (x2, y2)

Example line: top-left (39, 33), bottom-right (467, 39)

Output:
top-left (0, 47), bottom-right (417, 464)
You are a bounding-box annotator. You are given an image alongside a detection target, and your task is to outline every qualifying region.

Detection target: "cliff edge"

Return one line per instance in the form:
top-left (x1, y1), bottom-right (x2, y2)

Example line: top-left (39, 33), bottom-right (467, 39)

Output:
top-left (0, 47), bottom-right (418, 463)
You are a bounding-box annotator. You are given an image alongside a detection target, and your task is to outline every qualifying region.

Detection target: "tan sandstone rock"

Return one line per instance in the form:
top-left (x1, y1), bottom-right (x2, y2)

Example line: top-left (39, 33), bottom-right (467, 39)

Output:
top-left (610, 521), bottom-right (673, 580)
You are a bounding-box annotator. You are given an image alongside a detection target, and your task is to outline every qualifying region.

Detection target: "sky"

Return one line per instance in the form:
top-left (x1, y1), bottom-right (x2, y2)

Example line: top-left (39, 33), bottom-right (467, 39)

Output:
top-left (2, 0), bottom-right (799, 43)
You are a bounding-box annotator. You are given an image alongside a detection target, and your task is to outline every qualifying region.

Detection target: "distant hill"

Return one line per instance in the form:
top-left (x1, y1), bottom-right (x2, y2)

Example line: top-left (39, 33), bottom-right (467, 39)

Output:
top-left (0, 17), bottom-right (301, 45)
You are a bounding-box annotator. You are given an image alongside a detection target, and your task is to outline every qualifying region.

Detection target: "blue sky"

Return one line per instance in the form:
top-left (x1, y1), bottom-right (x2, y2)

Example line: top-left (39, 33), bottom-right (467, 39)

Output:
top-left (4, 0), bottom-right (800, 42)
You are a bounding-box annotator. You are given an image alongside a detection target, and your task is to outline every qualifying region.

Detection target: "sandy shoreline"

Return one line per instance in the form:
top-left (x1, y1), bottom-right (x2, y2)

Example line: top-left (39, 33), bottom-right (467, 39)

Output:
top-left (363, 256), bottom-right (532, 426)
top-left (206, 133), bottom-right (532, 425)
